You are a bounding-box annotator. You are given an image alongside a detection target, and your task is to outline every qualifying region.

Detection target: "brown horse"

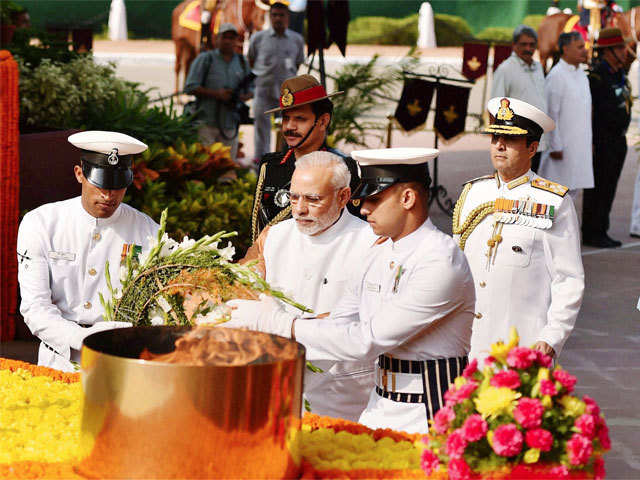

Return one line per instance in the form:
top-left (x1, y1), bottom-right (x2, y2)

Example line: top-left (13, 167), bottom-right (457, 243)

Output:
top-left (172, 0), bottom-right (267, 95)
top-left (537, 13), bottom-right (572, 74)
top-left (538, 8), bottom-right (640, 74)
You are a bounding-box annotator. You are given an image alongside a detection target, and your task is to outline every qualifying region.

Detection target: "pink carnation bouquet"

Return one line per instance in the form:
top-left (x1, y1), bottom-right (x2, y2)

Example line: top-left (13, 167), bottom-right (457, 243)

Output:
top-left (420, 328), bottom-right (610, 480)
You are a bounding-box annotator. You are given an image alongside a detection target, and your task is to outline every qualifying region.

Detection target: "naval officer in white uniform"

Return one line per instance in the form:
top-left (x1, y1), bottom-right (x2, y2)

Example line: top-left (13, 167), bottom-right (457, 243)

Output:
top-left (453, 97), bottom-right (584, 363)
top-left (241, 151), bottom-right (376, 421)
top-left (226, 148), bottom-right (475, 434)
top-left (17, 131), bottom-right (159, 372)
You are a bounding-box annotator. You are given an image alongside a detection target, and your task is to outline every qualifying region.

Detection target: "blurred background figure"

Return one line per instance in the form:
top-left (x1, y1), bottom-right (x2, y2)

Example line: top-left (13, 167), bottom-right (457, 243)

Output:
top-left (249, 0), bottom-right (305, 164)
top-left (582, 27), bottom-right (631, 248)
top-left (491, 25), bottom-right (548, 172)
top-left (539, 32), bottom-right (593, 203)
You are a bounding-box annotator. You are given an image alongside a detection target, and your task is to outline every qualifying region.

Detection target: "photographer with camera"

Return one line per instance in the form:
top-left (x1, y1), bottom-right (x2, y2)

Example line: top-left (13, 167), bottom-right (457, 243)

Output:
top-left (184, 23), bottom-right (253, 162)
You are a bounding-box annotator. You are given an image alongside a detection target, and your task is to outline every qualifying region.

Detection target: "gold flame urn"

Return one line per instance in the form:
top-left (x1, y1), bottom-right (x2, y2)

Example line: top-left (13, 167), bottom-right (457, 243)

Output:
top-left (76, 326), bottom-right (305, 479)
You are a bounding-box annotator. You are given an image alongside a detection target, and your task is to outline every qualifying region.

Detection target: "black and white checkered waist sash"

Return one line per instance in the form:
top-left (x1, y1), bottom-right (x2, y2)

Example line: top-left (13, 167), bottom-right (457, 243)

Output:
top-left (375, 354), bottom-right (468, 420)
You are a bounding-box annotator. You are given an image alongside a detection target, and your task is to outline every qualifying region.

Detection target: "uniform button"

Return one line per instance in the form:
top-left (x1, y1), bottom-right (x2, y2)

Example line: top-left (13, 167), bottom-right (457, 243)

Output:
top-left (84, 301), bottom-right (92, 309)
top-left (474, 312), bottom-right (483, 319)
top-left (479, 281), bottom-right (486, 288)
top-left (88, 268), bottom-right (97, 276)
top-left (93, 233), bottom-right (101, 241)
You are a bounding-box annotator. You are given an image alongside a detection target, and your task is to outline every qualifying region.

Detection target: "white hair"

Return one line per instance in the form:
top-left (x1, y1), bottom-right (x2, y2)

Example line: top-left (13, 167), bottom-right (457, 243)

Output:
top-left (295, 151), bottom-right (351, 189)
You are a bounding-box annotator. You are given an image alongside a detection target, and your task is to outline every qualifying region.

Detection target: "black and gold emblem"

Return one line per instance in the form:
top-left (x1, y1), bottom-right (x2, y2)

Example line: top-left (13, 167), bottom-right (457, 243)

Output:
top-left (281, 88), bottom-right (294, 107)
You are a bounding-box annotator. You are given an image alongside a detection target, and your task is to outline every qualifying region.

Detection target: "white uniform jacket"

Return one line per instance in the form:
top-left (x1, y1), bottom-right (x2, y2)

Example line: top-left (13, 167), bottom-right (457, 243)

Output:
top-left (256, 210), bottom-right (377, 421)
top-left (295, 219), bottom-right (475, 433)
top-left (454, 171), bottom-right (584, 363)
top-left (17, 197), bottom-right (159, 371)
top-left (539, 59), bottom-right (594, 190)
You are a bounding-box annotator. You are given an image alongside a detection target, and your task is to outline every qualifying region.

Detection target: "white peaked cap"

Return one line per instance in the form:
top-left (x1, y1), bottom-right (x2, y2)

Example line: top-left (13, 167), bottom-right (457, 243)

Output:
top-left (68, 131), bottom-right (148, 155)
top-left (351, 147), bottom-right (439, 166)
top-left (486, 97), bottom-right (555, 134)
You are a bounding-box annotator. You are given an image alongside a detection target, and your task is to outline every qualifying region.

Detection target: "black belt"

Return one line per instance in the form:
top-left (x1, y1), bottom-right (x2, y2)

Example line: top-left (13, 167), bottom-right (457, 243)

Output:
top-left (375, 386), bottom-right (426, 404)
top-left (376, 355), bottom-right (469, 418)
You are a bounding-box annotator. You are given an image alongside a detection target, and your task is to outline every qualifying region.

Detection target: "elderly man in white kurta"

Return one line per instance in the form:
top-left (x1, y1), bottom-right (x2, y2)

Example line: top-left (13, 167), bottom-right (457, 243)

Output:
top-left (241, 151), bottom-right (376, 421)
top-left (17, 131), bottom-right (158, 372)
top-left (539, 32), bottom-right (594, 200)
top-left (453, 98), bottom-right (584, 364)
top-left (228, 148), bottom-right (475, 434)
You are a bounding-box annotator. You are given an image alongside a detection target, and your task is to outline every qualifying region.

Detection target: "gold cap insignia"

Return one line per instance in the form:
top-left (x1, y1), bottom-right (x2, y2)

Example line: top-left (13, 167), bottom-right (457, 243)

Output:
top-left (281, 88), bottom-right (294, 107)
top-left (496, 98), bottom-right (514, 121)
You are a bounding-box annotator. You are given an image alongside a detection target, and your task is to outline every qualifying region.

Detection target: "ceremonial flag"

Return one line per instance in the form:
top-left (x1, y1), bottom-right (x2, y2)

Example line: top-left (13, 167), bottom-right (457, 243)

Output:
top-left (394, 78), bottom-right (435, 132)
top-left (434, 83), bottom-right (470, 142)
top-left (493, 43), bottom-right (512, 72)
top-left (327, 0), bottom-right (349, 56)
top-left (72, 28), bottom-right (93, 53)
top-left (462, 42), bottom-right (489, 80)
top-left (306, 0), bottom-right (327, 56)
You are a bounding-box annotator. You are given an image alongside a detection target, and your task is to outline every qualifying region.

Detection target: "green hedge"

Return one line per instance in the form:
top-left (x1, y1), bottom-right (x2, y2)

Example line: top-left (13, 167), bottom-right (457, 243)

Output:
top-left (475, 27), bottom-right (514, 44)
top-left (347, 14), bottom-right (418, 45)
top-left (434, 13), bottom-right (473, 46)
top-left (522, 14), bottom-right (546, 32)
top-left (347, 13), bottom-right (472, 46)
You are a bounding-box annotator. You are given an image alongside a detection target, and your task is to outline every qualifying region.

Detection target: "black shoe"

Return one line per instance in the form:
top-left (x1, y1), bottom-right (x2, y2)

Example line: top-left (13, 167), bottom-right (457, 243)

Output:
top-left (582, 235), bottom-right (620, 248)
top-left (631, 232), bottom-right (640, 239)
top-left (604, 234), bottom-right (622, 247)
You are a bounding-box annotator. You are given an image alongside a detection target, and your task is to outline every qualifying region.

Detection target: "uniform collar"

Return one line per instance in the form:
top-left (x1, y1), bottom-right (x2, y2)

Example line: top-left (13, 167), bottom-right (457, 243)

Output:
top-left (558, 58), bottom-right (579, 72)
top-left (269, 27), bottom-right (290, 38)
top-left (390, 218), bottom-right (434, 252)
top-left (497, 170), bottom-right (533, 191)
top-left (74, 196), bottom-right (124, 227)
top-left (511, 52), bottom-right (538, 71)
top-left (306, 209), bottom-right (350, 245)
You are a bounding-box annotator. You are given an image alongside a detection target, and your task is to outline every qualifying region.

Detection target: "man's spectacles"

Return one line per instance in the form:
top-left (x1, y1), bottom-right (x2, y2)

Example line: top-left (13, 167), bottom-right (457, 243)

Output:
top-left (288, 189), bottom-right (339, 206)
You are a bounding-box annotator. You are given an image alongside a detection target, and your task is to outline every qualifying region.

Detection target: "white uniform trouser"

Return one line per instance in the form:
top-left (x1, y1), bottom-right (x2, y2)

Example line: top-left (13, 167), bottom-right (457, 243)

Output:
top-left (253, 85), bottom-right (279, 160)
top-left (631, 164), bottom-right (640, 235)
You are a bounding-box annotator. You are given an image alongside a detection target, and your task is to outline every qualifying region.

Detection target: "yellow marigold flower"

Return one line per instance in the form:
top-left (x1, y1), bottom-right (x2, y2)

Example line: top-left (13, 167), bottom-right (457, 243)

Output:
top-left (489, 342), bottom-right (510, 364)
top-left (474, 386), bottom-right (521, 418)
top-left (524, 448), bottom-right (540, 464)
top-left (507, 327), bottom-right (520, 349)
top-left (454, 376), bottom-right (467, 388)
top-left (558, 395), bottom-right (586, 417)
top-left (541, 395), bottom-right (553, 408)
top-left (538, 368), bottom-right (550, 381)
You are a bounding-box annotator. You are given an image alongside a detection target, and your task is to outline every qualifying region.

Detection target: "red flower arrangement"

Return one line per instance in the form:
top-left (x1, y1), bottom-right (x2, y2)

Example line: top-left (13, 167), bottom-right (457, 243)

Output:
top-left (421, 328), bottom-right (610, 479)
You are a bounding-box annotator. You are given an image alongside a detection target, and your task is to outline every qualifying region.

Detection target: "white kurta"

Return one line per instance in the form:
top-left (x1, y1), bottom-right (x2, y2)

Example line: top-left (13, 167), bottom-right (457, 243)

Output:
top-left (539, 59), bottom-right (594, 190)
top-left (263, 210), bottom-right (377, 421)
top-left (17, 197), bottom-right (159, 371)
top-left (295, 219), bottom-right (475, 433)
top-left (491, 53), bottom-right (548, 152)
top-left (455, 172), bottom-right (584, 363)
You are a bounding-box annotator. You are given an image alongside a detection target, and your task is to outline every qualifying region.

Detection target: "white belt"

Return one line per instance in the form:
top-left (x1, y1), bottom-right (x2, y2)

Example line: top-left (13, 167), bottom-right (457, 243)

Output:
top-left (375, 366), bottom-right (428, 394)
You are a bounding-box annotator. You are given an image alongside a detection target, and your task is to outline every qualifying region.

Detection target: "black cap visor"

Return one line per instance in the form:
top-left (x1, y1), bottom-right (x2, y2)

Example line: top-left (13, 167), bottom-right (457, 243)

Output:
top-left (82, 163), bottom-right (133, 190)
top-left (352, 181), bottom-right (395, 200)
top-left (352, 163), bottom-right (431, 199)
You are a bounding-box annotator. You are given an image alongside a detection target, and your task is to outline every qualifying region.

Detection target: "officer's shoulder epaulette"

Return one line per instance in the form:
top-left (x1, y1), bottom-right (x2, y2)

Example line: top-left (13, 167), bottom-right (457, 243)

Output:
top-left (463, 173), bottom-right (495, 186)
top-left (531, 177), bottom-right (569, 197)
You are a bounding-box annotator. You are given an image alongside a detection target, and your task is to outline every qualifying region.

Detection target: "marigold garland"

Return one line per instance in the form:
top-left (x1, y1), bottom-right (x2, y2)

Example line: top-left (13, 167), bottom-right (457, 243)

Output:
top-left (0, 359), bottom-right (429, 480)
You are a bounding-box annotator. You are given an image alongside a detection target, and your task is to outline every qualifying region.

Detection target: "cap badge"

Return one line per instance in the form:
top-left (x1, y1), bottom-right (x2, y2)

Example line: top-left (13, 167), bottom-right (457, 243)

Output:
top-left (281, 88), bottom-right (294, 107)
top-left (107, 148), bottom-right (119, 165)
top-left (496, 98), bottom-right (514, 121)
